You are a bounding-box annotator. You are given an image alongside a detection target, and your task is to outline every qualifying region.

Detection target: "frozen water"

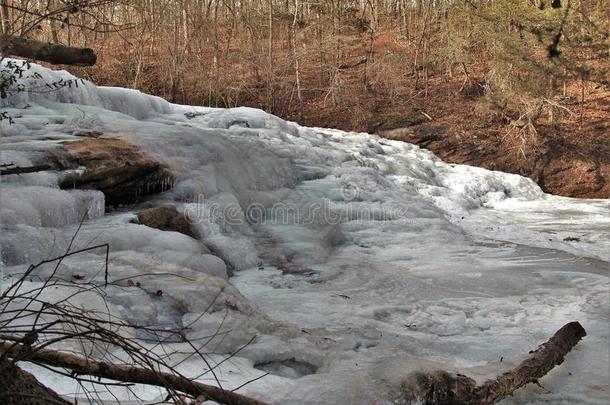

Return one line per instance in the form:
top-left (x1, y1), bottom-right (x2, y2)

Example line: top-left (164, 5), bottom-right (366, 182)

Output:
top-left (1, 186), bottom-right (104, 228)
top-left (1, 60), bottom-right (608, 404)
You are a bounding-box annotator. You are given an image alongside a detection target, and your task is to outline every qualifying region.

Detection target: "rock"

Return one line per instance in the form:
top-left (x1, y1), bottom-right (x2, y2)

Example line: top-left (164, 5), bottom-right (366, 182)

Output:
top-left (188, 254), bottom-right (227, 279)
top-left (73, 130), bottom-right (104, 138)
top-left (59, 138), bottom-right (174, 205)
top-left (135, 204), bottom-right (197, 239)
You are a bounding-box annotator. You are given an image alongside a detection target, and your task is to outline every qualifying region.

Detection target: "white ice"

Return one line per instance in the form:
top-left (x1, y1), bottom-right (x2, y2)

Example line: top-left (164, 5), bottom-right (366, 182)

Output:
top-left (1, 60), bottom-right (608, 404)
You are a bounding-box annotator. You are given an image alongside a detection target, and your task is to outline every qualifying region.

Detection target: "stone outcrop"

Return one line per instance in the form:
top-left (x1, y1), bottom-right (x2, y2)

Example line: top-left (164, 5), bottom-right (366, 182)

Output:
top-left (135, 204), bottom-right (197, 239)
top-left (59, 138), bottom-right (174, 205)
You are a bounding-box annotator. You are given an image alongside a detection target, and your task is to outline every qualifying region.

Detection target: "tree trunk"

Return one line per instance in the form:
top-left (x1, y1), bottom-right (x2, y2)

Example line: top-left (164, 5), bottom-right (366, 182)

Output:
top-left (1, 35), bottom-right (97, 65)
top-left (472, 321), bottom-right (586, 404)
top-left (291, 0), bottom-right (303, 119)
top-left (1, 164), bottom-right (53, 175)
top-left (266, 0), bottom-right (274, 112)
top-left (402, 321), bottom-right (587, 405)
top-left (0, 0), bottom-right (10, 35)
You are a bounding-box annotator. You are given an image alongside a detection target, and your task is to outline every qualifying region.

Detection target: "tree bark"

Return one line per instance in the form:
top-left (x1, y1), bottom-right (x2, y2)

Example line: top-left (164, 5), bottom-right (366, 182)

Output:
top-left (291, 0), bottom-right (303, 120)
top-left (0, 0), bottom-right (9, 35)
top-left (402, 321), bottom-right (587, 405)
top-left (0, 35), bottom-right (97, 66)
top-left (0, 341), bottom-right (270, 405)
top-left (0, 164), bottom-right (53, 175)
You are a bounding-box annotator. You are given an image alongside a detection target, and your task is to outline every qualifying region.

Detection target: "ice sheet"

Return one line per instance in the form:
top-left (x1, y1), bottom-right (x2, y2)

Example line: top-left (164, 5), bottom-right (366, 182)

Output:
top-left (1, 60), bottom-right (608, 404)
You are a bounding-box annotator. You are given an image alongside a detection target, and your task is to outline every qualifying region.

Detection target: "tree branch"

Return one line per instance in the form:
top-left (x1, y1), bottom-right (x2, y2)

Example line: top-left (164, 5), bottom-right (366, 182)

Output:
top-left (0, 164), bottom-right (53, 175)
top-left (0, 341), bottom-right (269, 405)
top-left (402, 321), bottom-right (587, 404)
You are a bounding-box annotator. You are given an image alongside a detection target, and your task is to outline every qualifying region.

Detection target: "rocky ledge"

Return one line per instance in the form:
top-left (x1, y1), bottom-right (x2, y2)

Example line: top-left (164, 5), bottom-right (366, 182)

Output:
top-left (58, 138), bottom-right (174, 205)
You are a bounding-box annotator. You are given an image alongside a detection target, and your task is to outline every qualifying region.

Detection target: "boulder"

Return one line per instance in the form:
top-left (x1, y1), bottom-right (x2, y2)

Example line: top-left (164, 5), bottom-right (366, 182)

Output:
top-left (135, 204), bottom-right (197, 239)
top-left (59, 138), bottom-right (174, 205)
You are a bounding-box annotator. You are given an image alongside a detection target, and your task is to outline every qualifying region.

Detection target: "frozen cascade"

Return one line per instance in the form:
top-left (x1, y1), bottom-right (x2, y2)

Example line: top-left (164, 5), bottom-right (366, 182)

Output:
top-left (1, 60), bottom-right (608, 404)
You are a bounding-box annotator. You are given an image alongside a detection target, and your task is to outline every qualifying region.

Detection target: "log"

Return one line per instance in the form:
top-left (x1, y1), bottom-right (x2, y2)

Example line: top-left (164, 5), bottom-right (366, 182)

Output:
top-left (338, 57), bottom-right (368, 70)
top-left (0, 164), bottom-right (53, 175)
top-left (0, 35), bottom-right (96, 66)
top-left (0, 341), bottom-right (270, 405)
top-left (402, 321), bottom-right (587, 404)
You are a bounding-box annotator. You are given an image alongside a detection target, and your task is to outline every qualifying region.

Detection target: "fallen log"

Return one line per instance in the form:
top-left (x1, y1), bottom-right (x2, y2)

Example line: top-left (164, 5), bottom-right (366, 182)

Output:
top-left (402, 321), bottom-right (587, 404)
top-left (338, 57), bottom-right (367, 70)
top-left (0, 35), bottom-right (96, 66)
top-left (0, 341), bottom-right (270, 405)
top-left (0, 164), bottom-right (53, 175)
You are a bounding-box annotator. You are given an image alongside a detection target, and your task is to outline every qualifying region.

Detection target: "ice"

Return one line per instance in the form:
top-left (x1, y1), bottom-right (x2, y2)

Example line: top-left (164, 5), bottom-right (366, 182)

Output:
top-left (1, 60), bottom-right (608, 404)
top-left (0, 224), bottom-right (69, 265)
top-left (0, 60), bottom-right (175, 119)
top-left (1, 186), bottom-right (104, 228)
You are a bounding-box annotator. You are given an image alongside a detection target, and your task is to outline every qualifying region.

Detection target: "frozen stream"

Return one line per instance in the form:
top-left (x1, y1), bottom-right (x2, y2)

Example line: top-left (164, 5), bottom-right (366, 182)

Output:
top-left (1, 62), bottom-right (608, 404)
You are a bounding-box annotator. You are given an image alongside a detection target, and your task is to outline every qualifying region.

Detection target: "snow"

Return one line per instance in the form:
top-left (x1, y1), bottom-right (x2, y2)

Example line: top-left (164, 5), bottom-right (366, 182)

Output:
top-left (1, 60), bottom-right (608, 404)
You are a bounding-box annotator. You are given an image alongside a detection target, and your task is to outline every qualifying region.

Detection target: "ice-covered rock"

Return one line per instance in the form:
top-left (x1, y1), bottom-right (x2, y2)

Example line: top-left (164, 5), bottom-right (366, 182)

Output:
top-left (58, 137), bottom-right (174, 205)
top-left (0, 186), bottom-right (104, 228)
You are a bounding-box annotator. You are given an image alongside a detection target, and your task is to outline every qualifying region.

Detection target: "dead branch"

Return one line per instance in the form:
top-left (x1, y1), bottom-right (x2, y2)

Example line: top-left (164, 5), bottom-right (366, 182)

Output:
top-left (1, 35), bottom-right (96, 66)
top-left (0, 164), bottom-right (52, 175)
top-left (420, 111), bottom-right (433, 121)
top-left (402, 321), bottom-right (587, 404)
top-left (338, 58), bottom-right (368, 70)
top-left (0, 341), bottom-right (270, 405)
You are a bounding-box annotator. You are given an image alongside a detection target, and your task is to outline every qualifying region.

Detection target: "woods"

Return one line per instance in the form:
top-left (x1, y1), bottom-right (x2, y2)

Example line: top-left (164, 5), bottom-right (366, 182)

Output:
top-left (1, 1), bottom-right (607, 126)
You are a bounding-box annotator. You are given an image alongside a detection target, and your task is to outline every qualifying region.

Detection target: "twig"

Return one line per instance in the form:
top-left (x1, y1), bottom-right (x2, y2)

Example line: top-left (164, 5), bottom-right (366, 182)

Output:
top-left (0, 341), bottom-right (270, 405)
